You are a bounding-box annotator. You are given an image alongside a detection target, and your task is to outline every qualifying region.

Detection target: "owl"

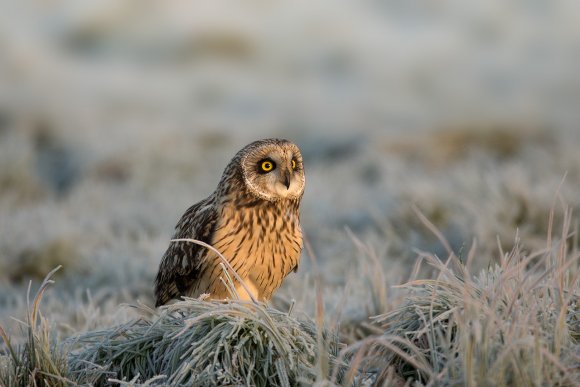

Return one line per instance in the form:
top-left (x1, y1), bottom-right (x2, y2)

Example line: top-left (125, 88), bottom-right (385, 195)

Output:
top-left (154, 138), bottom-right (305, 307)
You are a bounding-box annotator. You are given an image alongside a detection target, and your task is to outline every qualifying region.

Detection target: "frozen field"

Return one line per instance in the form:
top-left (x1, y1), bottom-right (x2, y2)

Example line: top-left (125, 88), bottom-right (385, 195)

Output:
top-left (0, 1), bottom-right (579, 385)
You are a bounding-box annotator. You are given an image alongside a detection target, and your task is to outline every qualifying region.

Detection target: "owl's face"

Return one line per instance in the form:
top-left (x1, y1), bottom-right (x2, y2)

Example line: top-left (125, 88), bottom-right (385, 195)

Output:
top-left (240, 139), bottom-right (305, 201)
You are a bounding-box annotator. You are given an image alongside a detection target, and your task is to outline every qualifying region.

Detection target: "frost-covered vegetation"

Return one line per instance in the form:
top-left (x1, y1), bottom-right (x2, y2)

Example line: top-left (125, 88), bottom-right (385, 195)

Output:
top-left (1, 1), bottom-right (580, 385)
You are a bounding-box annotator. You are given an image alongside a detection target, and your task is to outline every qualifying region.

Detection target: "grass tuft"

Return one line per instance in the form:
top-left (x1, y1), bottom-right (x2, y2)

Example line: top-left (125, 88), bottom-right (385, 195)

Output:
top-left (0, 266), bottom-right (71, 387)
top-left (352, 218), bottom-right (580, 386)
top-left (67, 299), bottom-right (341, 386)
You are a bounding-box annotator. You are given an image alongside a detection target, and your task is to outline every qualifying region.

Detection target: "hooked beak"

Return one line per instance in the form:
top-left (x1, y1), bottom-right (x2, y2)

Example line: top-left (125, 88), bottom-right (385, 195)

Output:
top-left (283, 170), bottom-right (291, 189)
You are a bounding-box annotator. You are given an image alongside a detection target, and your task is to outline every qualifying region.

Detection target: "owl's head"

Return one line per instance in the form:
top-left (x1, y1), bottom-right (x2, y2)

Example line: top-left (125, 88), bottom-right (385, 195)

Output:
top-left (237, 138), bottom-right (305, 202)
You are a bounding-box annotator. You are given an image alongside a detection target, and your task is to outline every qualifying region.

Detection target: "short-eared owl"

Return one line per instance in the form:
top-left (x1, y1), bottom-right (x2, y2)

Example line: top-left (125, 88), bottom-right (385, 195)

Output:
top-left (154, 138), bottom-right (305, 307)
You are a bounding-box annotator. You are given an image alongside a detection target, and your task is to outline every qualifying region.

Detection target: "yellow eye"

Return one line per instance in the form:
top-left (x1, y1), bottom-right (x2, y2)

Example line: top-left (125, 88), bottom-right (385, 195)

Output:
top-left (261, 160), bottom-right (274, 172)
top-left (291, 159), bottom-right (297, 170)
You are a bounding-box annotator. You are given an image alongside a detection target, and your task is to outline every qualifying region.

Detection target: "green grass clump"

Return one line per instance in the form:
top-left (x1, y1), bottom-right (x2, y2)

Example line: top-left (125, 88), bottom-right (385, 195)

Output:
top-left (67, 299), bottom-right (340, 386)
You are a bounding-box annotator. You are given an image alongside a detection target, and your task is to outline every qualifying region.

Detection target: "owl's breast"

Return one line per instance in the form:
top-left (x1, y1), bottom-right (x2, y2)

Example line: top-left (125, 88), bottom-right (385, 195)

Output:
top-left (211, 201), bottom-right (302, 300)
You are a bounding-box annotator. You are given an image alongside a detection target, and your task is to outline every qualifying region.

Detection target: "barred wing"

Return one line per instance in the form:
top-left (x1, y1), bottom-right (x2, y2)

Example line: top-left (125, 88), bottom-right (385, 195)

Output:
top-left (154, 197), bottom-right (218, 307)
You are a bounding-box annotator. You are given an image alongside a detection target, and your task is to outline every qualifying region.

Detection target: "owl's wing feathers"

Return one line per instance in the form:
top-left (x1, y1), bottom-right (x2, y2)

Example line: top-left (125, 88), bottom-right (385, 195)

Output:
top-left (154, 196), bottom-right (219, 307)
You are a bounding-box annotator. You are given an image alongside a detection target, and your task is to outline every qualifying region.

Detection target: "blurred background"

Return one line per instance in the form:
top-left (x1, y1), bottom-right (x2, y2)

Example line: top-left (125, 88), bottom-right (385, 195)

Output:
top-left (1, 0), bottom-right (580, 338)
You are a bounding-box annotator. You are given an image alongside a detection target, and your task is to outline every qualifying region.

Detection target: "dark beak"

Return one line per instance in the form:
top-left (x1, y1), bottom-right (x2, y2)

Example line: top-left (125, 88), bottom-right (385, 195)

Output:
top-left (283, 170), bottom-right (291, 189)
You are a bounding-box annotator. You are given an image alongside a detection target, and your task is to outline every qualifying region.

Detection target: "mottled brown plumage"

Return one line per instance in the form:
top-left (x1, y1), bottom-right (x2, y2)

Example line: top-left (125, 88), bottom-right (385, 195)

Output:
top-left (154, 138), bottom-right (305, 307)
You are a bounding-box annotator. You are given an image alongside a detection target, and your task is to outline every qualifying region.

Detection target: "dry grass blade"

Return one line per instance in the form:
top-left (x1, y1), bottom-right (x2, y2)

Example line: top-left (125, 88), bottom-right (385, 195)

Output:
top-left (0, 266), bottom-right (71, 387)
top-left (171, 238), bottom-right (258, 303)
